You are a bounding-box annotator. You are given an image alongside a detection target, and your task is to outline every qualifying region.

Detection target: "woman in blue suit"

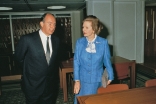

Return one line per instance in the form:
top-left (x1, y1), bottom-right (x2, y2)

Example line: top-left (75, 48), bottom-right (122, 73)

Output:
top-left (73, 15), bottom-right (114, 104)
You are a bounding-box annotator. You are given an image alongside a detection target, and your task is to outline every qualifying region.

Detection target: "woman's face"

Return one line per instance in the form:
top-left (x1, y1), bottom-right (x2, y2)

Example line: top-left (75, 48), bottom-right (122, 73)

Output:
top-left (82, 21), bottom-right (95, 38)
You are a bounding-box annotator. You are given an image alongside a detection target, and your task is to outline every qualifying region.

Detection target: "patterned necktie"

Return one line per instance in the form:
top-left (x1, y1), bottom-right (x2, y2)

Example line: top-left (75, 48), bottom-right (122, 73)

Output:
top-left (46, 37), bottom-right (50, 64)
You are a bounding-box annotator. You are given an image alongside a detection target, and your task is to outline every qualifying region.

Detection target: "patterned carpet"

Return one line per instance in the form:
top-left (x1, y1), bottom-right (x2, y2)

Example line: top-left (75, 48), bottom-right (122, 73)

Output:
top-left (0, 68), bottom-right (154, 104)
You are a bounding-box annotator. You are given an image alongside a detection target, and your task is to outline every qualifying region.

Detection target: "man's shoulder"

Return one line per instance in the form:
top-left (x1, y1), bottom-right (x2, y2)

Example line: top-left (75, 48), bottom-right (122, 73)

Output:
top-left (51, 35), bottom-right (60, 45)
top-left (51, 35), bottom-right (59, 40)
top-left (19, 31), bottom-right (39, 43)
top-left (27, 31), bottom-right (39, 36)
top-left (22, 31), bottom-right (39, 38)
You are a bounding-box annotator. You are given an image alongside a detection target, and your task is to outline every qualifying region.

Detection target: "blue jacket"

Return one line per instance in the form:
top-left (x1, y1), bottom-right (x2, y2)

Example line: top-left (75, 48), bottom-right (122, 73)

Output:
top-left (74, 36), bottom-right (114, 83)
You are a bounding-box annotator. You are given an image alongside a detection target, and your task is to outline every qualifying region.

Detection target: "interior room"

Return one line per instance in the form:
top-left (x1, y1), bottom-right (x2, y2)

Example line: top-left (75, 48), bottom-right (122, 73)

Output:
top-left (0, 0), bottom-right (156, 104)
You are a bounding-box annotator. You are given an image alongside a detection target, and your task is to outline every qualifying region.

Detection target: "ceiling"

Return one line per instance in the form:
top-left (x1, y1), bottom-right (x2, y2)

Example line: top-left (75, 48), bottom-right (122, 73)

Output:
top-left (0, 0), bottom-right (86, 12)
top-left (0, 0), bottom-right (156, 13)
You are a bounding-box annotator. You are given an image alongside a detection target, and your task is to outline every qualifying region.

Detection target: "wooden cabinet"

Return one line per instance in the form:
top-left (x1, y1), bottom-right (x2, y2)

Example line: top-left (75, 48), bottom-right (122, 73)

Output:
top-left (144, 7), bottom-right (156, 61)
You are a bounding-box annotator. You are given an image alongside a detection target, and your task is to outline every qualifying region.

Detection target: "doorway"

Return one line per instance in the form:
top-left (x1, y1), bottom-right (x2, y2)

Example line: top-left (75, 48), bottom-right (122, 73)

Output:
top-left (144, 6), bottom-right (156, 63)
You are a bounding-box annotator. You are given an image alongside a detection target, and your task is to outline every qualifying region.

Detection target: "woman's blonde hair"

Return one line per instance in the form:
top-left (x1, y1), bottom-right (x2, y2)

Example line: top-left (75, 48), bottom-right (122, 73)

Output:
top-left (83, 15), bottom-right (103, 35)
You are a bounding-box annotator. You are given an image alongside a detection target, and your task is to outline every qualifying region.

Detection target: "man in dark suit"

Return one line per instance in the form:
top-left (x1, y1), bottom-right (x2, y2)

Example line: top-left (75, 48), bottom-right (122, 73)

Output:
top-left (14, 13), bottom-right (60, 104)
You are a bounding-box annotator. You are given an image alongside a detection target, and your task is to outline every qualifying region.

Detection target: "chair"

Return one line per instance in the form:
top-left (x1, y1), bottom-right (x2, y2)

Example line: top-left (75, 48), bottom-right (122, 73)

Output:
top-left (0, 56), bottom-right (11, 76)
top-left (0, 55), bottom-right (11, 96)
top-left (97, 84), bottom-right (129, 94)
top-left (145, 79), bottom-right (156, 87)
top-left (113, 63), bottom-right (131, 85)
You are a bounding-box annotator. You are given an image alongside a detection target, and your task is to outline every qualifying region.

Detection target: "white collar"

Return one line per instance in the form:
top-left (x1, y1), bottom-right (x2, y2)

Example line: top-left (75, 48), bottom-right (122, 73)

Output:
top-left (86, 34), bottom-right (97, 53)
top-left (39, 29), bottom-right (51, 39)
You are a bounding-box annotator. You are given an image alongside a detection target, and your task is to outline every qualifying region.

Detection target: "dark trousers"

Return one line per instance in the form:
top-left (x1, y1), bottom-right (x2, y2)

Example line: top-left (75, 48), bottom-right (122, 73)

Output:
top-left (25, 93), bottom-right (58, 104)
top-left (25, 86), bottom-right (59, 104)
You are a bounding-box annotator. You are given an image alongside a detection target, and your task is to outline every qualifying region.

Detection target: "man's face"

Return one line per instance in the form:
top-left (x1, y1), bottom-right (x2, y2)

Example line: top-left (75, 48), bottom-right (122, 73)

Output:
top-left (40, 14), bottom-right (56, 36)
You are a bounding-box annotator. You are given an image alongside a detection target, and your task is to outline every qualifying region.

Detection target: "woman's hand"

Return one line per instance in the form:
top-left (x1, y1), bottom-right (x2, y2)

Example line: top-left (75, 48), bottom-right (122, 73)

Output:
top-left (74, 81), bottom-right (80, 94)
top-left (107, 80), bottom-right (112, 85)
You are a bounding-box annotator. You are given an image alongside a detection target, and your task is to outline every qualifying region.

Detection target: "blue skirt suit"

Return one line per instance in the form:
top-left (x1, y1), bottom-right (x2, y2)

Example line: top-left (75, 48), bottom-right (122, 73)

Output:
top-left (73, 35), bottom-right (114, 104)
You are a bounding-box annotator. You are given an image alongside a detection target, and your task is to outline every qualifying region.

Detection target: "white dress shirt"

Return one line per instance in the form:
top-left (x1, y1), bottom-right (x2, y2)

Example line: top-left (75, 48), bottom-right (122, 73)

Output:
top-left (39, 29), bottom-right (52, 57)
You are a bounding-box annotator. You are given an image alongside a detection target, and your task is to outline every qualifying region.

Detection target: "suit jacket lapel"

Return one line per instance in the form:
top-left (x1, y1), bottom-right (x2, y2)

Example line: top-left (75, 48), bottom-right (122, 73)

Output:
top-left (33, 31), bottom-right (48, 65)
top-left (49, 35), bottom-right (57, 64)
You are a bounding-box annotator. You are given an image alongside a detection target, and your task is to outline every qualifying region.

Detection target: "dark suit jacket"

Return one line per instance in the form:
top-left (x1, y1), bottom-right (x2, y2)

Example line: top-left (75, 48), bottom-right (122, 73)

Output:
top-left (14, 31), bottom-right (60, 96)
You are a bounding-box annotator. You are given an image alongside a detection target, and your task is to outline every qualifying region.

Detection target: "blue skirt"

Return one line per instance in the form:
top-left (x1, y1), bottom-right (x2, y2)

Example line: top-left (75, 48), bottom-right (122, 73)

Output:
top-left (74, 81), bottom-right (101, 104)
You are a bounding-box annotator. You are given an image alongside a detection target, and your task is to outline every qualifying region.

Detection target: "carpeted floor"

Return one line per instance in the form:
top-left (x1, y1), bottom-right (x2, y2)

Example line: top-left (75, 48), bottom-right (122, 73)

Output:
top-left (0, 81), bottom-right (74, 104)
top-left (0, 69), bottom-right (153, 104)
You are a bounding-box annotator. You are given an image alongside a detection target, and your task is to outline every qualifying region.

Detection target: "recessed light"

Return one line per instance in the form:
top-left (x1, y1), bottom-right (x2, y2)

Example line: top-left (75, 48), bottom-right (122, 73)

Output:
top-left (0, 7), bottom-right (13, 10)
top-left (47, 6), bottom-right (66, 9)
